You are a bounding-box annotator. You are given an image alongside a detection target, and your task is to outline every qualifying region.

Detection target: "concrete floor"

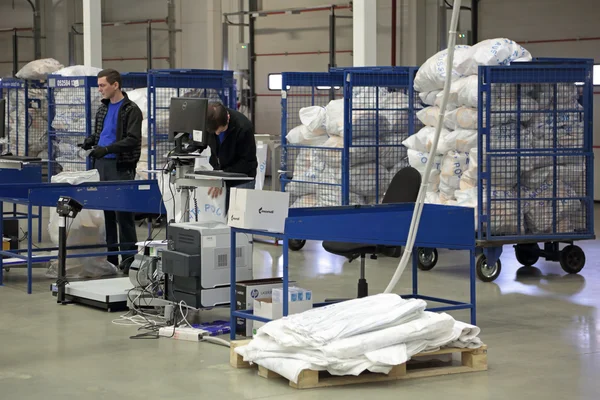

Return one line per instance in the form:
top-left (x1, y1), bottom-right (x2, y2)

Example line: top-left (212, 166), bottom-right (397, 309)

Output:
top-left (1, 207), bottom-right (599, 399)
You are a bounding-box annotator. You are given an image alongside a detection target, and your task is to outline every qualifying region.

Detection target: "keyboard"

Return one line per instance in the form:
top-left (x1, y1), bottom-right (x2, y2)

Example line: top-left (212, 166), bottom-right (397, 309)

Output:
top-left (193, 170), bottom-right (248, 178)
top-left (0, 155), bottom-right (42, 162)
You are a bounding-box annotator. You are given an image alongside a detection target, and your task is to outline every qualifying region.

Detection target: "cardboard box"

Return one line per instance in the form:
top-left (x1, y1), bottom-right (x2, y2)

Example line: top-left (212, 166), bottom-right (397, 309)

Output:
top-left (2, 237), bottom-right (10, 251)
top-left (227, 188), bottom-right (290, 233)
top-left (252, 293), bottom-right (313, 336)
top-left (235, 278), bottom-right (295, 337)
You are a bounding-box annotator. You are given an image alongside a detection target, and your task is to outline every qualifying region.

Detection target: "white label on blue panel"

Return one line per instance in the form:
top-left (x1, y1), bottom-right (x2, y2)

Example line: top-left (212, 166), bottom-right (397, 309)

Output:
top-left (138, 185), bottom-right (151, 191)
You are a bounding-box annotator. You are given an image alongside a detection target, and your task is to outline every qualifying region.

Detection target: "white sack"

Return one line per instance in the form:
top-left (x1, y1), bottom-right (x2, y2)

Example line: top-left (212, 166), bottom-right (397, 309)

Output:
top-left (299, 106), bottom-right (327, 134)
top-left (318, 163), bottom-right (391, 198)
top-left (416, 107), bottom-right (442, 128)
top-left (414, 45), bottom-right (473, 92)
top-left (537, 83), bottom-right (580, 109)
top-left (402, 126), bottom-right (442, 153)
top-left (444, 107), bottom-right (478, 130)
top-left (380, 91), bottom-right (410, 134)
top-left (455, 38), bottom-right (532, 76)
top-left (419, 90), bottom-right (441, 106)
top-left (317, 186), bottom-right (366, 207)
top-left (16, 58), bottom-right (64, 80)
top-left (523, 179), bottom-right (582, 234)
top-left (320, 136), bottom-right (404, 169)
top-left (53, 65), bottom-right (103, 77)
top-left (459, 148), bottom-right (478, 190)
top-left (286, 125), bottom-right (329, 146)
top-left (521, 164), bottom-right (586, 192)
top-left (127, 87), bottom-right (148, 119)
top-left (47, 170), bottom-right (118, 278)
top-left (407, 149), bottom-right (442, 192)
top-left (439, 151), bottom-right (470, 200)
top-left (325, 99), bottom-right (344, 136)
top-left (291, 194), bottom-right (318, 208)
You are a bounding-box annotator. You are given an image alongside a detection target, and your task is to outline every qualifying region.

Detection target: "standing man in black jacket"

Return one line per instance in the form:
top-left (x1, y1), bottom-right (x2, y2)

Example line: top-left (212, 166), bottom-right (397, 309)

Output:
top-left (81, 69), bottom-right (142, 273)
top-left (204, 102), bottom-right (257, 213)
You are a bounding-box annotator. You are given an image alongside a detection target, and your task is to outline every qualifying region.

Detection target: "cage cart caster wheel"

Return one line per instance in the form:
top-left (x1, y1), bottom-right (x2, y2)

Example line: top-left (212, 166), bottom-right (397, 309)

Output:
top-left (288, 239), bottom-right (306, 251)
top-left (514, 243), bottom-right (540, 266)
top-left (559, 245), bottom-right (586, 274)
top-left (476, 254), bottom-right (501, 282)
top-left (382, 246), bottom-right (403, 258)
top-left (417, 248), bottom-right (438, 271)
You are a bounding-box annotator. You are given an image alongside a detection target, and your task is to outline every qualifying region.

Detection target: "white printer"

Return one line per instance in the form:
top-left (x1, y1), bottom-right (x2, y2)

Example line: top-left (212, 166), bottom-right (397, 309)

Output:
top-left (161, 222), bottom-right (253, 308)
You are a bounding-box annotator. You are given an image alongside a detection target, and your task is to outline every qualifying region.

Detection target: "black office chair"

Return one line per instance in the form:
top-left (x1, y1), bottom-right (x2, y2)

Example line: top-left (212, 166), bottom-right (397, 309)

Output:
top-left (322, 166), bottom-right (422, 299)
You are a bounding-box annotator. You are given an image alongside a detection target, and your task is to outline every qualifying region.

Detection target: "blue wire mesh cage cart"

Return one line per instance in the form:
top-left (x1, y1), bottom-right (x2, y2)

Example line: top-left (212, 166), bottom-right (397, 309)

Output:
top-left (47, 73), bottom-right (148, 180)
top-left (0, 78), bottom-right (47, 158)
top-left (416, 58), bottom-right (594, 281)
top-left (281, 68), bottom-right (423, 210)
top-left (342, 67), bottom-right (423, 205)
top-left (280, 71), bottom-right (345, 209)
top-left (147, 69), bottom-right (237, 173)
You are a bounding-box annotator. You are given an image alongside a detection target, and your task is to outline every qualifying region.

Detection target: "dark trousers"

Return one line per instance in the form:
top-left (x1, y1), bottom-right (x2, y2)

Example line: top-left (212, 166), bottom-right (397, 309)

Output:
top-left (95, 158), bottom-right (138, 268)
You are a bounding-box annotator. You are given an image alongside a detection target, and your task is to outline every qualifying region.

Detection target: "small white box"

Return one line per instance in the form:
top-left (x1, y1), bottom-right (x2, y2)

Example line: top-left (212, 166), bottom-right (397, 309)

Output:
top-left (227, 188), bottom-right (290, 233)
top-left (272, 287), bottom-right (312, 303)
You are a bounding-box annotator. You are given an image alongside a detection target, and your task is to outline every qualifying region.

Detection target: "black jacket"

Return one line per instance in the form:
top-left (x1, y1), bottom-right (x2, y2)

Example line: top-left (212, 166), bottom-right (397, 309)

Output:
top-left (84, 91), bottom-right (143, 171)
top-left (206, 108), bottom-right (257, 179)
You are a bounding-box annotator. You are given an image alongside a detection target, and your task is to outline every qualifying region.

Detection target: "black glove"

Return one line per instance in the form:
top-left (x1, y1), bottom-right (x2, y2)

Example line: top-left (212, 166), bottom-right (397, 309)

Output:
top-left (89, 146), bottom-right (109, 159)
top-left (81, 138), bottom-right (94, 150)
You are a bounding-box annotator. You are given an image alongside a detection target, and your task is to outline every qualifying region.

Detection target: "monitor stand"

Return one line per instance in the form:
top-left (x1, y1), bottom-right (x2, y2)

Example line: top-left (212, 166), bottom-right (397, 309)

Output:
top-left (173, 132), bottom-right (186, 156)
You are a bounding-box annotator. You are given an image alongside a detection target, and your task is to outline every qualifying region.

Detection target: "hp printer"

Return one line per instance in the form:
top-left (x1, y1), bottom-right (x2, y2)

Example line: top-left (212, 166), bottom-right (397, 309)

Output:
top-left (161, 222), bottom-right (253, 308)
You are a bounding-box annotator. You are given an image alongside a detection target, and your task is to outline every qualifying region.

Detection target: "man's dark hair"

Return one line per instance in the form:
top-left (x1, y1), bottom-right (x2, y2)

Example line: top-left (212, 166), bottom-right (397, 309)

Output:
top-left (206, 102), bottom-right (228, 132)
top-left (97, 68), bottom-right (122, 90)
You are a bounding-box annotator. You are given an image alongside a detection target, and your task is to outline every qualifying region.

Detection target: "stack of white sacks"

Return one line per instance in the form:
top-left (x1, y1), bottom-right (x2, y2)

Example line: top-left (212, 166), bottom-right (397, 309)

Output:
top-left (407, 38), bottom-right (584, 235)
top-left (285, 89), bottom-right (411, 208)
top-left (3, 59), bottom-right (65, 159)
top-left (235, 294), bottom-right (483, 383)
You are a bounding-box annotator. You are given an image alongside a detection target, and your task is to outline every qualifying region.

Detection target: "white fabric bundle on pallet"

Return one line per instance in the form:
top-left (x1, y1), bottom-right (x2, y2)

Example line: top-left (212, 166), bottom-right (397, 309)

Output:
top-left (235, 294), bottom-right (483, 384)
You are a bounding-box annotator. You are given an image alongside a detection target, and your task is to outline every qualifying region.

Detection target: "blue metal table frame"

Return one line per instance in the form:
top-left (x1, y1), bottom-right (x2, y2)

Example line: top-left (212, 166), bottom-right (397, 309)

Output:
top-left (0, 179), bottom-right (166, 293)
top-left (0, 162), bottom-right (45, 245)
top-left (229, 203), bottom-right (477, 340)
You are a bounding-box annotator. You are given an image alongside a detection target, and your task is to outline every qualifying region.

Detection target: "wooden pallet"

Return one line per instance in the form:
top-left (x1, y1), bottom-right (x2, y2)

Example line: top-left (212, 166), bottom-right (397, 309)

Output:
top-left (230, 340), bottom-right (488, 389)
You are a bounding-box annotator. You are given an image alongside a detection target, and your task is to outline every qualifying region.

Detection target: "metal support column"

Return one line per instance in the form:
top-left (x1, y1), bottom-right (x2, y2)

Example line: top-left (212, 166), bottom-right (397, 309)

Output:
top-left (33, 0), bottom-right (42, 60)
top-left (12, 29), bottom-right (18, 77)
top-left (168, 0), bottom-right (176, 68)
top-left (68, 29), bottom-right (76, 66)
top-left (248, 0), bottom-right (257, 124)
top-left (147, 21), bottom-right (153, 70)
top-left (352, 0), bottom-right (377, 66)
top-left (329, 6), bottom-right (336, 70)
top-left (82, 0), bottom-right (102, 68)
top-left (472, 0), bottom-right (478, 44)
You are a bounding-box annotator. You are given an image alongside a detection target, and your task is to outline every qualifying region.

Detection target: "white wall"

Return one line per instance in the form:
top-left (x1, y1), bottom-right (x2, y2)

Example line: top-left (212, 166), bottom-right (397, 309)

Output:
top-left (0, 1), bottom-right (39, 77)
top-left (477, 0), bottom-right (600, 200)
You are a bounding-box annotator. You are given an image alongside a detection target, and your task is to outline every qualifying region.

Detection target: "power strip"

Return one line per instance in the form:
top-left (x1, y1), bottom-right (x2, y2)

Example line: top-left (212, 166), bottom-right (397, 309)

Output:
top-left (158, 326), bottom-right (209, 342)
